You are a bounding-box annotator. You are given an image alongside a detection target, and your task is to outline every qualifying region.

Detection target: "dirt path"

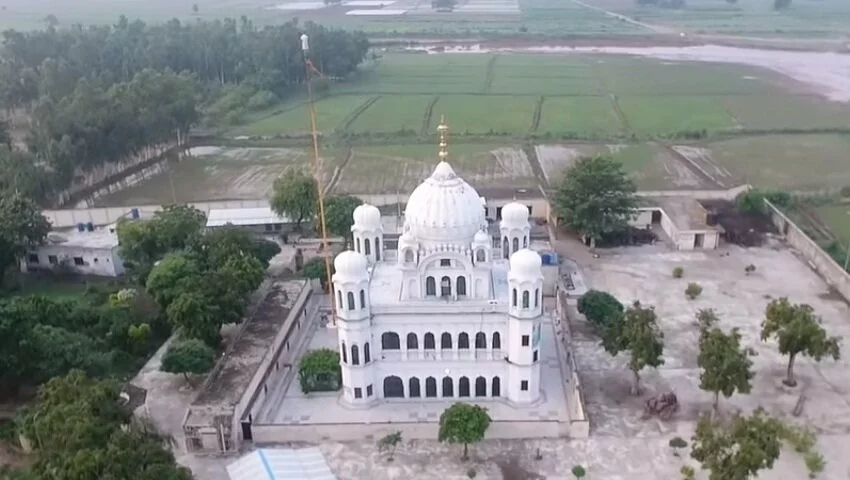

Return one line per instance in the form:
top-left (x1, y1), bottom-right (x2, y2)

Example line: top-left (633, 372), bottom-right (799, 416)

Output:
top-left (570, 0), bottom-right (675, 35)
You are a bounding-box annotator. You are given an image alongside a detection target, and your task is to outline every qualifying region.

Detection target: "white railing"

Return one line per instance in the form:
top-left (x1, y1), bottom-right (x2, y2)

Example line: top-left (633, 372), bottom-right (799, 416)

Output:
top-left (380, 349), bottom-right (504, 362)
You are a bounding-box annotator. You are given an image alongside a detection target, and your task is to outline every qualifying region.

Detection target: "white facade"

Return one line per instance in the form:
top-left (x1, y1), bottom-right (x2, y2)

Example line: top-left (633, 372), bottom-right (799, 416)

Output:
top-left (22, 228), bottom-right (125, 277)
top-left (331, 161), bottom-right (544, 407)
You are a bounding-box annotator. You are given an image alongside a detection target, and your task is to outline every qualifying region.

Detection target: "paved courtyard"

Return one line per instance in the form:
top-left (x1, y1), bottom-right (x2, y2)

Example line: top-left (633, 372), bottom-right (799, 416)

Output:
top-left (142, 241), bottom-right (850, 479)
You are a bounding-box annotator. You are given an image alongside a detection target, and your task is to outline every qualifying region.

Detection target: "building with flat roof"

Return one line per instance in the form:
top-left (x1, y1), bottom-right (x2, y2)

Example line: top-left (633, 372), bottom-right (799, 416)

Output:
top-left (21, 224), bottom-right (125, 277)
top-left (206, 207), bottom-right (294, 234)
top-left (631, 196), bottom-right (721, 251)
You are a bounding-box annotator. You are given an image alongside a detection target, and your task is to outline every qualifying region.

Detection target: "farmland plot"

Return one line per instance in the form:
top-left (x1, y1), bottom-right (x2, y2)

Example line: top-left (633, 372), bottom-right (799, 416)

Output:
top-left (435, 95), bottom-right (537, 134)
top-left (539, 96), bottom-right (625, 136)
top-left (722, 95), bottom-right (850, 130)
top-left (617, 96), bottom-right (736, 135)
top-left (348, 95), bottom-right (434, 133)
top-left (232, 95), bottom-right (371, 136)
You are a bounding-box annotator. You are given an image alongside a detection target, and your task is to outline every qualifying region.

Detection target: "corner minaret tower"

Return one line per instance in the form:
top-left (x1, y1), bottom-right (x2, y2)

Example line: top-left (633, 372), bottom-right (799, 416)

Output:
top-left (352, 203), bottom-right (383, 264)
top-left (332, 251), bottom-right (375, 405)
top-left (506, 248), bottom-right (543, 405)
top-left (500, 202), bottom-right (531, 259)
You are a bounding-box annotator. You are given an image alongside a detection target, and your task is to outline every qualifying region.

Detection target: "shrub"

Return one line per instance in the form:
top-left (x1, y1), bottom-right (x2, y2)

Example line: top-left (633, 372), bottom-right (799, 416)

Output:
top-left (696, 308), bottom-right (718, 328)
top-left (466, 468), bottom-right (477, 478)
top-left (745, 264), bottom-right (756, 275)
top-left (571, 465), bottom-right (586, 478)
top-left (681, 465), bottom-right (696, 480)
top-left (298, 348), bottom-right (341, 393)
top-left (685, 282), bottom-right (703, 300)
top-left (669, 436), bottom-right (688, 449)
top-left (672, 266), bottom-right (684, 278)
top-left (840, 186), bottom-right (850, 198)
top-left (577, 290), bottom-right (624, 332)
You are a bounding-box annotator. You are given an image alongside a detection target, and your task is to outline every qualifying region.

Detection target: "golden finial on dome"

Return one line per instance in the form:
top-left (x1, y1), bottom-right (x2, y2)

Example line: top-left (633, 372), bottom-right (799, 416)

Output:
top-left (437, 115), bottom-right (449, 161)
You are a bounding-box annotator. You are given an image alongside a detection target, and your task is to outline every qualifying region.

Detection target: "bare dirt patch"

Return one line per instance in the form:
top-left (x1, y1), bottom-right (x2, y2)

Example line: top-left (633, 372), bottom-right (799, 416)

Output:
top-left (671, 145), bottom-right (738, 188)
top-left (701, 199), bottom-right (778, 246)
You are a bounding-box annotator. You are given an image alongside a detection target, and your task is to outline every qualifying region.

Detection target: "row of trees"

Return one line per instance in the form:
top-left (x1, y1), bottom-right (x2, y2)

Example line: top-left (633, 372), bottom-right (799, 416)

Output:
top-left (0, 17), bottom-right (370, 204)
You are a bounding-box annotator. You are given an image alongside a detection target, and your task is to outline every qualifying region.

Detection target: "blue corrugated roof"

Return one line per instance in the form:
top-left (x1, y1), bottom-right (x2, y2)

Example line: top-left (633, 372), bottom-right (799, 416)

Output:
top-left (226, 447), bottom-right (336, 480)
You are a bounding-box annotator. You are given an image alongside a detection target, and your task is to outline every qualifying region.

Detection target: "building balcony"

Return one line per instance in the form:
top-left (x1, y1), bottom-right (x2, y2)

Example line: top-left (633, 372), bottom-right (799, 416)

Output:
top-left (380, 349), bottom-right (505, 362)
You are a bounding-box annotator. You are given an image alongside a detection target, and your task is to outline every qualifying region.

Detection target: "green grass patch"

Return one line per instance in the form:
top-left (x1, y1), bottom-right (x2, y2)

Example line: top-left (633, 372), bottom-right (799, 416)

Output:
top-left (434, 95), bottom-right (537, 134)
top-left (539, 96), bottom-right (625, 136)
top-left (617, 96), bottom-right (736, 134)
top-left (231, 95), bottom-right (371, 136)
top-left (703, 134), bottom-right (850, 190)
top-left (723, 95), bottom-right (850, 130)
top-left (348, 95), bottom-right (434, 134)
top-left (813, 203), bottom-right (850, 246)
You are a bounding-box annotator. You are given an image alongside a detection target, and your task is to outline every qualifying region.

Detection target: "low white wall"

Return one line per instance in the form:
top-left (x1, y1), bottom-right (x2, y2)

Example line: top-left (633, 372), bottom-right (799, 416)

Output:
top-left (252, 418), bottom-right (568, 444)
top-left (765, 199), bottom-right (850, 303)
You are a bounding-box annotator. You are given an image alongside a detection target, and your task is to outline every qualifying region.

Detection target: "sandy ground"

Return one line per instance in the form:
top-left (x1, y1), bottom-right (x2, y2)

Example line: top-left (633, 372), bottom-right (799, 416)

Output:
top-left (409, 44), bottom-right (850, 103)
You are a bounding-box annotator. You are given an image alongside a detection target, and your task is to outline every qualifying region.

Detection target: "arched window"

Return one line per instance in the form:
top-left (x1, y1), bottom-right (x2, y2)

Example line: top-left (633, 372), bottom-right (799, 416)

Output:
top-left (440, 332), bottom-right (452, 349)
top-left (457, 276), bottom-right (467, 296)
top-left (440, 276), bottom-right (451, 297)
top-left (424, 333), bottom-right (435, 350)
top-left (404, 249), bottom-right (414, 263)
top-left (407, 333), bottom-right (418, 349)
top-left (512, 237), bottom-right (519, 253)
top-left (365, 238), bottom-right (371, 256)
top-left (351, 345), bottom-right (360, 365)
top-left (426, 276), bottom-right (436, 296)
top-left (409, 377), bottom-right (421, 398)
top-left (458, 332), bottom-right (470, 349)
top-left (522, 290), bottom-right (530, 309)
top-left (341, 341), bottom-right (347, 363)
top-left (383, 376), bottom-right (404, 398)
top-left (535, 288), bottom-right (540, 308)
top-left (364, 343), bottom-right (371, 363)
top-left (491, 376), bottom-right (501, 397)
top-left (359, 289), bottom-right (366, 309)
top-left (492, 332), bottom-right (501, 350)
top-left (459, 377), bottom-right (470, 397)
top-left (442, 377), bottom-right (453, 397)
top-left (512, 289), bottom-right (517, 306)
top-left (337, 291), bottom-right (343, 309)
top-left (475, 376), bottom-right (487, 397)
top-left (375, 238), bottom-right (381, 261)
top-left (356, 237), bottom-right (361, 253)
top-left (382, 332), bottom-right (400, 350)
top-left (523, 236), bottom-right (528, 248)
top-left (502, 237), bottom-right (509, 258)
top-left (475, 332), bottom-right (486, 349)
top-left (425, 377), bottom-right (437, 397)
top-left (347, 292), bottom-right (355, 311)
top-left (475, 249), bottom-right (485, 263)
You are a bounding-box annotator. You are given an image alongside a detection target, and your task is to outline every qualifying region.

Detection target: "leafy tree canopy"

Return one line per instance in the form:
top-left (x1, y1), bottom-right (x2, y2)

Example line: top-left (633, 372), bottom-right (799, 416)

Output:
top-left (761, 297), bottom-right (841, 387)
top-left (299, 348), bottom-right (341, 393)
top-left (438, 402), bottom-right (492, 460)
top-left (146, 253), bottom-right (203, 309)
top-left (0, 192), bottom-right (51, 286)
top-left (577, 289), bottom-right (624, 333)
top-left (325, 195), bottom-right (363, 246)
top-left (161, 338), bottom-right (217, 383)
top-left (270, 169), bottom-right (318, 229)
top-left (698, 324), bottom-right (754, 412)
top-left (604, 301), bottom-right (665, 394)
top-left (691, 410), bottom-right (784, 480)
top-left (552, 155), bottom-right (637, 244)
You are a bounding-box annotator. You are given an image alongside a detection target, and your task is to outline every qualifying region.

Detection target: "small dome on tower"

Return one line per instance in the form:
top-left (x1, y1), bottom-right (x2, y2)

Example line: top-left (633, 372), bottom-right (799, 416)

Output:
top-left (352, 203), bottom-right (381, 230)
top-left (334, 250), bottom-right (368, 277)
top-left (501, 202), bottom-right (529, 227)
top-left (509, 249), bottom-right (542, 277)
top-left (474, 230), bottom-right (490, 244)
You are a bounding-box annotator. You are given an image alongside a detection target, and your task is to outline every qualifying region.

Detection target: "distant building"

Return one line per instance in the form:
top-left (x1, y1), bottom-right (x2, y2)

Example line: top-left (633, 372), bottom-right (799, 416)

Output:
top-left (205, 207), bottom-right (294, 235)
top-left (22, 223), bottom-right (125, 277)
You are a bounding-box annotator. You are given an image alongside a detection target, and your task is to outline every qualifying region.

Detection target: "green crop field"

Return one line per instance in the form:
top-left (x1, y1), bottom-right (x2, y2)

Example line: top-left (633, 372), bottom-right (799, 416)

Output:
top-left (232, 95), bottom-right (374, 136)
top-left (813, 203), bottom-right (850, 246)
top-left (348, 95), bottom-right (435, 134)
top-left (538, 97), bottom-right (625, 136)
top-left (617, 96), bottom-right (737, 134)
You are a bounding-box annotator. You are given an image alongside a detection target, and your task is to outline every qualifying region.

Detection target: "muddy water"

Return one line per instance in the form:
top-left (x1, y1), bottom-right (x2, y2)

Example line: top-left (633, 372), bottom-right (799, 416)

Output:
top-left (405, 44), bottom-right (850, 102)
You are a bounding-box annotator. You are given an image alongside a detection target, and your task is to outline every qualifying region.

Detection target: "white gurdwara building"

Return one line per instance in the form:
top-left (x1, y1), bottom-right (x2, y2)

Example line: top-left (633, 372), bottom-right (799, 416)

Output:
top-left (331, 121), bottom-right (544, 407)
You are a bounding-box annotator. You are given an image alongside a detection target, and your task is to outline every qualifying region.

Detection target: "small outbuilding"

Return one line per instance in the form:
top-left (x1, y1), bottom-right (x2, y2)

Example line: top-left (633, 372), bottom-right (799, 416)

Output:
top-left (21, 223), bottom-right (125, 277)
top-left (632, 196), bottom-right (721, 251)
top-left (226, 447), bottom-right (335, 480)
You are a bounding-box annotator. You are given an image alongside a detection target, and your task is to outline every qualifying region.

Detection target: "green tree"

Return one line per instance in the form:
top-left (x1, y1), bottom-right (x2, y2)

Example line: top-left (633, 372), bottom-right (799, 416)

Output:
top-left (552, 155), bottom-right (637, 246)
top-left (161, 338), bottom-right (217, 384)
top-left (0, 192), bottom-right (51, 286)
top-left (166, 292), bottom-right (221, 346)
top-left (698, 325), bottom-right (754, 414)
top-left (325, 195), bottom-right (362, 247)
top-left (301, 257), bottom-right (333, 288)
top-left (690, 410), bottom-right (784, 480)
top-left (761, 298), bottom-right (841, 387)
top-left (377, 431), bottom-right (402, 462)
top-left (577, 290), bottom-right (624, 333)
top-left (146, 253), bottom-right (203, 309)
top-left (438, 403), bottom-right (491, 461)
top-left (604, 301), bottom-right (665, 395)
top-left (270, 169), bottom-right (318, 230)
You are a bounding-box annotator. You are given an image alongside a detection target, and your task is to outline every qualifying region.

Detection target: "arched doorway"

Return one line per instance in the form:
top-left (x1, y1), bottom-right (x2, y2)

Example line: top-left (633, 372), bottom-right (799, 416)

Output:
top-left (491, 376), bottom-right (501, 397)
top-left (442, 377), bottom-right (454, 397)
top-left (459, 377), bottom-right (470, 397)
top-left (425, 377), bottom-right (437, 397)
top-left (409, 377), bottom-right (421, 398)
top-left (475, 377), bottom-right (487, 397)
top-left (383, 376), bottom-right (404, 398)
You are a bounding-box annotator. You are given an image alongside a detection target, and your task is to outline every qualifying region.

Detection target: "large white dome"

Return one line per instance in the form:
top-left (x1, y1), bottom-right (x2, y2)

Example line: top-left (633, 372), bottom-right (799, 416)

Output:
top-left (404, 161), bottom-right (485, 244)
top-left (352, 203), bottom-right (381, 230)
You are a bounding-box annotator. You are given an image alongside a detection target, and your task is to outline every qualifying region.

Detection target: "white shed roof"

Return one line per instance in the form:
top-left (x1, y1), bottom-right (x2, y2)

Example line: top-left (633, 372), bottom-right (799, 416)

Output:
top-left (206, 207), bottom-right (291, 228)
top-left (226, 448), bottom-right (336, 480)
